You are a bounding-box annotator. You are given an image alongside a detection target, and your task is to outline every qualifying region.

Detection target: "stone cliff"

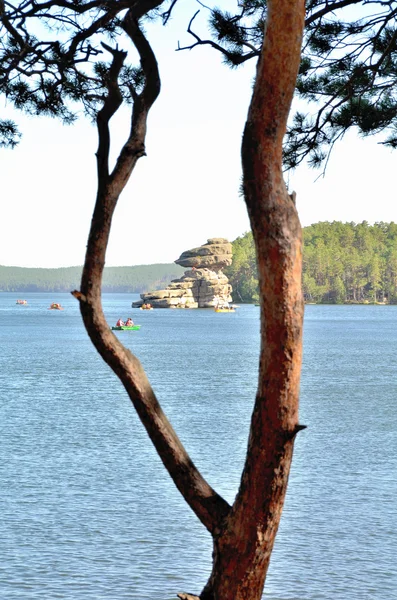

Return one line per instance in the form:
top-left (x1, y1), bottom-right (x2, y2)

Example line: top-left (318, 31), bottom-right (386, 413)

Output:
top-left (132, 238), bottom-right (233, 309)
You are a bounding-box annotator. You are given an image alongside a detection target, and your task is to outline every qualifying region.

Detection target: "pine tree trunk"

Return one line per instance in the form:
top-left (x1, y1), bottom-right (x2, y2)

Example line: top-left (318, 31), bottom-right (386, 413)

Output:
top-left (178, 1), bottom-right (306, 598)
top-left (198, 436), bottom-right (296, 599)
top-left (74, 3), bottom-right (305, 600)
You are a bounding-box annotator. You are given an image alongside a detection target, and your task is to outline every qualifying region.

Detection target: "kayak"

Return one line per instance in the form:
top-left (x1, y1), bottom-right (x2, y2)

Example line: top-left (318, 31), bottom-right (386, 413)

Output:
top-left (111, 325), bottom-right (141, 331)
top-left (215, 308), bottom-right (236, 313)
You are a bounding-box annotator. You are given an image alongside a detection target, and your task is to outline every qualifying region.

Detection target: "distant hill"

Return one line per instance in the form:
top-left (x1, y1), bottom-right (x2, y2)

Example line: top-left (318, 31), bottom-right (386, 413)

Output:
top-left (0, 264), bottom-right (185, 293)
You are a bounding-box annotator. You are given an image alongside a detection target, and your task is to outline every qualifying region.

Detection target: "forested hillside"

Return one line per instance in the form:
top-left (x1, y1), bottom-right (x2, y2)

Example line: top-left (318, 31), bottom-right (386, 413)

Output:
top-left (225, 222), bottom-right (397, 304)
top-left (0, 264), bottom-right (184, 293)
top-left (4, 223), bottom-right (397, 302)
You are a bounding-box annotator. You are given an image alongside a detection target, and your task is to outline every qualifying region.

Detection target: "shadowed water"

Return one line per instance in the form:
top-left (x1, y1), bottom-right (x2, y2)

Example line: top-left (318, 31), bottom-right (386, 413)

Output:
top-left (0, 294), bottom-right (396, 599)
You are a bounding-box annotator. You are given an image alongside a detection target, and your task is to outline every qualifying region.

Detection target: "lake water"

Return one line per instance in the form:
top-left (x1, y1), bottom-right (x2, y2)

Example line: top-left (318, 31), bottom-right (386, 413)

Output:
top-left (0, 293), bottom-right (396, 600)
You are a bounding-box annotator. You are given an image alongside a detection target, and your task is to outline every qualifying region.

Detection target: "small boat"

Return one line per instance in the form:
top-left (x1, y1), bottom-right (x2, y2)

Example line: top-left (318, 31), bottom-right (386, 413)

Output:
top-left (140, 306), bottom-right (153, 310)
top-left (215, 307), bottom-right (236, 313)
top-left (16, 299), bottom-right (28, 305)
top-left (49, 303), bottom-right (63, 310)
top-left (111, 325), bottom-right (141, 331)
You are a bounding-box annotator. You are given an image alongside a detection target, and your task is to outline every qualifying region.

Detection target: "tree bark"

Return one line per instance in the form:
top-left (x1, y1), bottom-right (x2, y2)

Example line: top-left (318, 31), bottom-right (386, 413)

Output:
top-left (73, 1), bottom-right (305, 599)
top-left (182, 1), bottom-right (306, 598)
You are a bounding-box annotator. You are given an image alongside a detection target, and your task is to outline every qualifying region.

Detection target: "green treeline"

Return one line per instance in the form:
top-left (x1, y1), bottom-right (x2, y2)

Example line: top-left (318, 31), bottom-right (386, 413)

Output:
top-left (0, 264), bottom-right (184, 293)
top-left (224, 233), bottom-right (260, 304)
top-left (4, 222), bottom-right (397, 302)
top-left (225, 221), bottom-right (397, 304)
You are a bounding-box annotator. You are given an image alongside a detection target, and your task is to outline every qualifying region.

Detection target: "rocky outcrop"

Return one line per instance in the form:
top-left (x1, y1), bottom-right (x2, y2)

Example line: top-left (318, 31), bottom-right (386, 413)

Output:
top-left (132, 238), bottom-right (233, 309)
top-left (175, 238), bottom-right (233, 270)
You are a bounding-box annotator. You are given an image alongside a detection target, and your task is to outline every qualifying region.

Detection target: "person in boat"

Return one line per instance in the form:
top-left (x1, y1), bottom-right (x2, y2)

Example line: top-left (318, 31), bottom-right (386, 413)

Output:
top-left (116, 318), bottom-right (125, 327)
top-left (125, 317), bottom-right (134, 326)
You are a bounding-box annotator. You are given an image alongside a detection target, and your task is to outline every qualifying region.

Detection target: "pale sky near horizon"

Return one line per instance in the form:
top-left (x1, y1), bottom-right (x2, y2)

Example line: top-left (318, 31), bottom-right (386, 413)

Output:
top-left (1, 1), bottom-right (395, 269)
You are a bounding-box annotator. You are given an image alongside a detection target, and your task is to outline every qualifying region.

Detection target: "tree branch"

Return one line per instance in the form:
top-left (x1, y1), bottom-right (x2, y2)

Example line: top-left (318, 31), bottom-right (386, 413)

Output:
top-left (162, 0), bottom-right (179, 25)
top-left (177, 10), bottom-right (260, 65)
top-left (106, 4), bottom-right (163, 192)
top-left (95, 43), bottom-right (126, 185)
top-left (305, 0), bottom-right (362, 26)
top-left (74, 0), bottom-right (231, 536)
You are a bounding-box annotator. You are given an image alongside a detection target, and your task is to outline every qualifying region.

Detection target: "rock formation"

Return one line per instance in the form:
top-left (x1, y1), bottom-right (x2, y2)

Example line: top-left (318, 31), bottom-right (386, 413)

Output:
top-left (132, 238), bottom-right (233, 309)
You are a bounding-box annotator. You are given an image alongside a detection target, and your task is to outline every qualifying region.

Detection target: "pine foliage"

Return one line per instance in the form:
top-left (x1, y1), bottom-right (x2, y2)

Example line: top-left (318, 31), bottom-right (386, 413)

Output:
top-left (3, 1), bottom-right (397, 165)
top-left (178, 0), bottom-right (397, 168)
top-left (0, 0), bottom-right (162, 146)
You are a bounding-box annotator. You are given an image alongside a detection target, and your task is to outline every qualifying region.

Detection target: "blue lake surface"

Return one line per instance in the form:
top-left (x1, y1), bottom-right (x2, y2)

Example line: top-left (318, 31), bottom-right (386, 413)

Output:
top-left (0, 293), bottom-right (396, 599)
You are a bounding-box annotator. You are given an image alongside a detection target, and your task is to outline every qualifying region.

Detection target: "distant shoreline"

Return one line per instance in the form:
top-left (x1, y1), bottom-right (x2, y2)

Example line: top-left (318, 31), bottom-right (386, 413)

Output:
top-left (0, 263), bottom-right (185, 294)
top-left (3, 291), bottom-right (394, 306)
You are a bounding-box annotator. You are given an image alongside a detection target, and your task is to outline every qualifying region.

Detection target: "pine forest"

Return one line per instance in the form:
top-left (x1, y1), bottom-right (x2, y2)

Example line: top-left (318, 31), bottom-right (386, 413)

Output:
top-left (2, 221), bottom-right (397, 304)
top-left (225, 221), bottom-right (397, 304)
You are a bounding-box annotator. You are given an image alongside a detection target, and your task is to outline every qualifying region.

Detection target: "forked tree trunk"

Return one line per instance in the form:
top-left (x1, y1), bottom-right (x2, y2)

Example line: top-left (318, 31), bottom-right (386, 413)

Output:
top-left (73, 2), bottom-right (305, 600)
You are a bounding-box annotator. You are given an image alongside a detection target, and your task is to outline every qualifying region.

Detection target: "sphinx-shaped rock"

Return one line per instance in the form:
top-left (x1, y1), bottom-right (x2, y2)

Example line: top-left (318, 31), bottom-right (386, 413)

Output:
top-left (132, 239), bottom-right (233, 309)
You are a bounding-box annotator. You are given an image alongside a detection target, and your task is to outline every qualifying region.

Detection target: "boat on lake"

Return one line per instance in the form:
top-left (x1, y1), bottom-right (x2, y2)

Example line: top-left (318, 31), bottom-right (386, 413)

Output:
top-left (49, 303), bottom-right (63, 310)
top-left (140, 304), bottom-right (153, 310)
top-left (215, 307), bottom-right (236, 313)
top-left (111, 325), bottom-right (141, 331)
top-left (16, 299), bottom-right (28, 305)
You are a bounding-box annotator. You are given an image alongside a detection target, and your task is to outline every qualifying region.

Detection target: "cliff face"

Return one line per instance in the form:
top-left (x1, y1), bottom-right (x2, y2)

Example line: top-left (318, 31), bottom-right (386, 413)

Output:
top-left (132, 238), bottom-right (233, 308)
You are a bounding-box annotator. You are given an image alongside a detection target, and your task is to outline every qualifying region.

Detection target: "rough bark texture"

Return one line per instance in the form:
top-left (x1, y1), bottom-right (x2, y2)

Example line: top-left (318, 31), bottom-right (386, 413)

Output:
top-left (73, 1), bottom-right (305, 599)
top-left (193, 0), bottom-right (306, 598)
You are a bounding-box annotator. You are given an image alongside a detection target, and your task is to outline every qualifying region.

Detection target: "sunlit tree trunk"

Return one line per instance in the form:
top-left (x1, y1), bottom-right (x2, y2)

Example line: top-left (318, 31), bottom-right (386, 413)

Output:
top-left (180, 1), bottom-right (306, 598)
top-left (73, 2), bottom-right (305, 599)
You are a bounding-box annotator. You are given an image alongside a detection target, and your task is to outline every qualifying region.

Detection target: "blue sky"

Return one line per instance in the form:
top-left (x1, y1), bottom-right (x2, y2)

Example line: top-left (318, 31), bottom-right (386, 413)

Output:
top-left (0, 2), bottom-right (395, 268)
